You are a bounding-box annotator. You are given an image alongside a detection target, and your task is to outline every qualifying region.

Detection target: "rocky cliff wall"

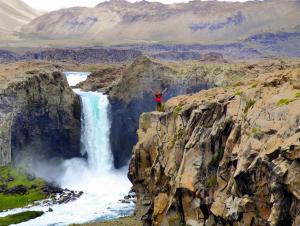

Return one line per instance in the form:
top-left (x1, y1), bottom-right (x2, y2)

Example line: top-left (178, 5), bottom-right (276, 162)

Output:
top-left (107, 57), bottom-right (213, 168)
top-left (129, 63), bottom-right (300, 226)
top-left (0, 48), bottom-right (142, 64)
top-left (0, 62), bottom-right (81, 166)
top-left (80, 56), bottom-right (297, 169)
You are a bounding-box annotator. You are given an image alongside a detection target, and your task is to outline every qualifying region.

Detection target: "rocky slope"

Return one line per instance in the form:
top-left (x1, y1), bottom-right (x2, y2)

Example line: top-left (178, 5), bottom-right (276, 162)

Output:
top-left (79, 56), bottom-right (298, 169)
top-left (0, 0), bottom-right (40, 40)
top-left (0, 62), bottom-right (81, 166)
top-left (21, 0), bottom-right (300, 44)
top-left (128, 60), bottom-right (300, 225)
top-left (0, 48), bottom-right (142, 64)
top-left (1, 31), bottom-right (300, 64)
top-left (78, 56), bottom-right (214, 167)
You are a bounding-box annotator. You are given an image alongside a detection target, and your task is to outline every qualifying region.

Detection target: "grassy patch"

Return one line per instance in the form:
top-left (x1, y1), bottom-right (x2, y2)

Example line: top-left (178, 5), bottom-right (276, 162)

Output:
top-left (161, 103), bottom-right (166, 112)
top-left (233, 81), bottom-right (244, 87)
top-left (251, 126), bottom-right (263, 139)
top-left (205, 175), bottom-right (217, 189)
top-left (244, 99), bottom-right (256, 114)
top-left (0, 165), bottom-right (47, 211)
top-left (295, 92), bottom-right (300, 98)
top-left (0, 211), bottom-right (44, 226)
top-left (276, 98), bottom-right (294, 106)
top-left (0, 190), bottom-right (46, 211)
top-left (167, 212), bottom-right (182, 226)
top-left (173, 105), bottom-right (183, 117)
top-left (251, 83), bottom-right (258, 88)
top-left (251, 127), bottom-right (261, 135)
top-left (234, 90), bottom-right (243, 96)
top-left (88, 66), bottom-right (98, 73)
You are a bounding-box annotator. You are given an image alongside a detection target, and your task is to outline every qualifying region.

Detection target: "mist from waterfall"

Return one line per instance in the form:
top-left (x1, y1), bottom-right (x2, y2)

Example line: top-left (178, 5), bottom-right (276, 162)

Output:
top-left (59, 90), bottom-right (115, 192)
top-left (0, 72), bottom-right (134, 226)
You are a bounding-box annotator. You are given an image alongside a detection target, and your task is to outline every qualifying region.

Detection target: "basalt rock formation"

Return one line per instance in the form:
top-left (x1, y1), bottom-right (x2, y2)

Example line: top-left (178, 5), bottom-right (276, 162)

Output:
top-left (81, 56), bottom-right (298, 169)
top-left (105, 56), bottom-right (213, 168)
top-left (0, 48), bottom-right (142, 64)
top-left (0, 62), bottom-right (81, 166)
top-left (128, 60), bottom-right (300, 226)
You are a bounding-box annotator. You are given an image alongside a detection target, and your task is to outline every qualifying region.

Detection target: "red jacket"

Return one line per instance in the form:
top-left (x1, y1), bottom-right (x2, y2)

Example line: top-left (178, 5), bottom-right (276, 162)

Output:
top-left (155, 96), bottom-right (162, 103)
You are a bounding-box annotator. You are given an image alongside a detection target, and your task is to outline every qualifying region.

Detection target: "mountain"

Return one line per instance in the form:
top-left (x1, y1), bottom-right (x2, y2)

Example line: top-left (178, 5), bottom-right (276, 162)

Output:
top-left (0, 0), bottom-right (41, 39)
top-left (21, 0), bottom-right (300, 43)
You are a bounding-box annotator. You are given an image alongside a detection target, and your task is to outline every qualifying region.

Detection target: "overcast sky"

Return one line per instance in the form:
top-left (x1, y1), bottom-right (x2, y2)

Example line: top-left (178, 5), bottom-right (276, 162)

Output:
top-left (23, 0), bottom-right (251, 11)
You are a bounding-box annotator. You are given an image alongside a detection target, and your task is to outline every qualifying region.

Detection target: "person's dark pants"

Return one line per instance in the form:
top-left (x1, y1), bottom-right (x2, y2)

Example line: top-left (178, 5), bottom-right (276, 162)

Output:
top-left (157, 102), bottom-right (162, 111)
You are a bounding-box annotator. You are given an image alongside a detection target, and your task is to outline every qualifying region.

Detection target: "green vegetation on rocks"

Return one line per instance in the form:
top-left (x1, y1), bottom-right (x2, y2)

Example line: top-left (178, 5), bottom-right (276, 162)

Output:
top-left (244, 99), bottom-right (256, 114)
top-left (234, 90), bottom-right (243, 96)
top-left (0, 165), bottom-right (47, 211)
top-left (251, 82), bottom-right (258, 88)
top-left (173, 105), bottom-right (183, 117)
top-left (0, 211), bottom-right (44, 226)
top-left (205, 175), bottom-right (218, 189)
top-left (171, 129), bottom-right (185, 147)
top-left (276, 98), bottom-right (294, 106)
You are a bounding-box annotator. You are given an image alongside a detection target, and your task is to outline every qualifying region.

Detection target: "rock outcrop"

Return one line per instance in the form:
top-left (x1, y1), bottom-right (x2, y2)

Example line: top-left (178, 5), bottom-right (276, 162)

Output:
top-left (80, 56), bottom-right (298, 169)
top-left (0, 48), bottom-right (142, 64)
top-left (78, 64), bottom-right (126, 92)
top-left (107, 56), bottom-right (213, 168)
top-left (129, 60), bottom-right (300, 226)
top-left (0, 62), bottom-right (81, 166)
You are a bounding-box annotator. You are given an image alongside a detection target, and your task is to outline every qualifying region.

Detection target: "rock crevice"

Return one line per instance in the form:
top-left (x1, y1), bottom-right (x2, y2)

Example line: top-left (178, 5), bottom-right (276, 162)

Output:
top-left (129, 65), bottom-right (300, 226)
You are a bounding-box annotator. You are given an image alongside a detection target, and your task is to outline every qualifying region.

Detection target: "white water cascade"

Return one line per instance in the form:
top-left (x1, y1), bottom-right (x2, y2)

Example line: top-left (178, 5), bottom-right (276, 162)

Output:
top-left (0, 72), bottom-right (134, 226)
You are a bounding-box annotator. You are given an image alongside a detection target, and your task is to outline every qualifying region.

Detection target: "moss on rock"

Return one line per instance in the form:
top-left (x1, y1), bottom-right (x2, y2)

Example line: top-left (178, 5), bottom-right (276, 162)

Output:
top-left (0, 165), bottom-right (47, 211)
top-left (0, 211), bottom-right (44, 226)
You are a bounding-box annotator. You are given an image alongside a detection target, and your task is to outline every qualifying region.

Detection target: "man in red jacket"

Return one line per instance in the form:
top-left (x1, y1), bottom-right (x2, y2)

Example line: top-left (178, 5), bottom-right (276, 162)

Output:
top-left (152, 88), bottom-right (167, 112)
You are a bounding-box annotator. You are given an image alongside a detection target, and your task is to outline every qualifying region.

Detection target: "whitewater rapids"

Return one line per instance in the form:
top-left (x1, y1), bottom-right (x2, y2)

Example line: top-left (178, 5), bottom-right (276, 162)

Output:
top-left (0, 72), bottom-right (134, 226)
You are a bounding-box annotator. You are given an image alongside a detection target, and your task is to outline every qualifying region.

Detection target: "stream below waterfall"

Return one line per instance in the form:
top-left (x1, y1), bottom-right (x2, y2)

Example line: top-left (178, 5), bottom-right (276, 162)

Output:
top-left (0, 72), bottom-right (134, 226)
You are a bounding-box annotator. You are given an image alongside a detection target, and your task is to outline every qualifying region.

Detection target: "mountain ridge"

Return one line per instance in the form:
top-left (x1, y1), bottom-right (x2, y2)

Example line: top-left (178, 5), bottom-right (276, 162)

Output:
top-left (0, 0), bottom-right (40, 31)
top-left (21, 0), bottom-right (300, 43)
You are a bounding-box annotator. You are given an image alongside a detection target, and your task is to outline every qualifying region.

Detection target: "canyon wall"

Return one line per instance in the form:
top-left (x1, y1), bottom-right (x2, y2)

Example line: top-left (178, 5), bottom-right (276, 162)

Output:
top-left (128, 61), bottom-right (300, 226)
top-left (108, 56), bottom-right (212, 168)
top-left (80, 56), bottom-right (295, 169)
top-left (0, 62), bottom-right (81, 166)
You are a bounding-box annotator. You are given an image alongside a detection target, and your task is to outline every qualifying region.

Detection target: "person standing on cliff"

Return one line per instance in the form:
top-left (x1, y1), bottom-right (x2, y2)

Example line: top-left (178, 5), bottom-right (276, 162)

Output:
top-left (151, 88), bottom-right (167, 112)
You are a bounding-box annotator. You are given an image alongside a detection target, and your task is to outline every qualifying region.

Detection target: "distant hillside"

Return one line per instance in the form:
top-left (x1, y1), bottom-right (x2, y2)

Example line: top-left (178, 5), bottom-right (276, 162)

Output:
top-left (21, 0), bottom-right (300, 43)
top-left (0, 0), bottom-right (41, 39)
top-left (1, 31), bottom-right (300, 64)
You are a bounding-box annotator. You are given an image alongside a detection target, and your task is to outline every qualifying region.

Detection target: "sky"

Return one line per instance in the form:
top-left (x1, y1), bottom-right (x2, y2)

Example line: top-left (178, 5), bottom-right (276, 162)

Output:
top-left (23, 0), bottom-right (251, 11)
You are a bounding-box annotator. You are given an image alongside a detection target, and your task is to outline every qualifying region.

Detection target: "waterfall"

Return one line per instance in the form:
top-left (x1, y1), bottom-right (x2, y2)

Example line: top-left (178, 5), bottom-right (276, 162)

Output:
top-left (79, 91), bottom-right (113, 173)
top-left (0, 72), bottom-right (134, 226)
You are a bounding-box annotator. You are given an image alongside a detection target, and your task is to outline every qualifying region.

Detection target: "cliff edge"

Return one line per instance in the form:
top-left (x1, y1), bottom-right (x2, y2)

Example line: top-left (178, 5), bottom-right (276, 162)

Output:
top-left (128, 61), bottom-right (300, 225)
top-left (0, 62), bottom-right (81, 166)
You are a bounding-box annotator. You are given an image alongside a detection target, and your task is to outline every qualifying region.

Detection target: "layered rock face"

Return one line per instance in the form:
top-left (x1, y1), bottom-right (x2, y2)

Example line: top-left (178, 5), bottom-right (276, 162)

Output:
top-left (107, 56), bottom-right (213, 168)
top-left (0, 62), bottom-right (81, 166)
top-left (129, 61), bottom-right (300, 226)
top-left (0, 48), bottom-right (142, 64)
